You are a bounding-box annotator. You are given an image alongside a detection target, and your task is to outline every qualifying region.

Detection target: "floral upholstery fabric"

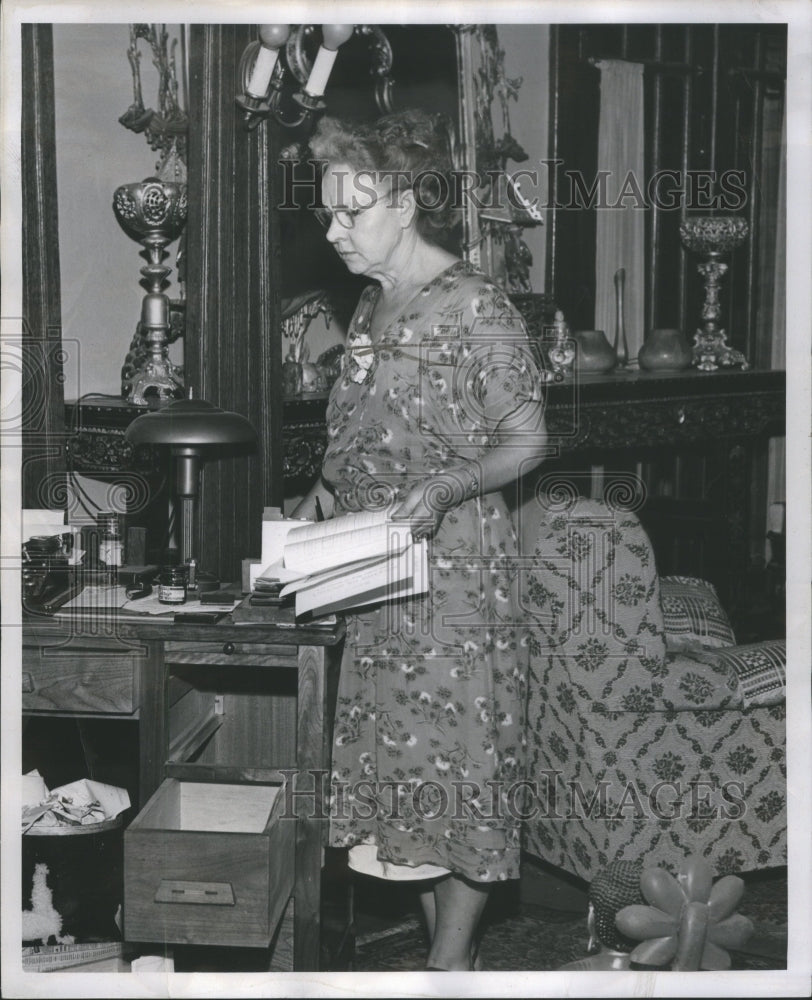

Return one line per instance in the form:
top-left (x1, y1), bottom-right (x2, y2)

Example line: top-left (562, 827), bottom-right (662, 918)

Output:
top-left (523, 498), bottom-right (787, 881)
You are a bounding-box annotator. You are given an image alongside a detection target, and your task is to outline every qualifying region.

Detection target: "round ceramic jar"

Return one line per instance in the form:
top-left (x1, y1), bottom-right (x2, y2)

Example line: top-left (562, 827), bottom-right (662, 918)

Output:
top-left (573, 330), bottom-right (617, 373)
top-left (638, 328), bottom-right (693, 371)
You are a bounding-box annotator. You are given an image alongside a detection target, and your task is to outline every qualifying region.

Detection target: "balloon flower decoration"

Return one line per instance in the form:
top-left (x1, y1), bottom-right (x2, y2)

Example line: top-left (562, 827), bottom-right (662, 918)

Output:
top-left (615, 855), bottom-right (754, 971)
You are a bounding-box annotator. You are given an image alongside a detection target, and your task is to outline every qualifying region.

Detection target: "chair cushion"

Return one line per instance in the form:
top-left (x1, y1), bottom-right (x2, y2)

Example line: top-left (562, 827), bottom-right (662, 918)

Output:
top-left (712, 640), bottom-right (787, 707)
top-left (659, 576), bottom-right (736, 649)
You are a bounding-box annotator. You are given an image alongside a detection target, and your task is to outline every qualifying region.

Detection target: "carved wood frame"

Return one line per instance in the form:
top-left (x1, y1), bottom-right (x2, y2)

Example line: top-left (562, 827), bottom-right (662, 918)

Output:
top-left (185, 25), bottom-right (284, 582)
top-left (21, 24), bottom-right (67, 509)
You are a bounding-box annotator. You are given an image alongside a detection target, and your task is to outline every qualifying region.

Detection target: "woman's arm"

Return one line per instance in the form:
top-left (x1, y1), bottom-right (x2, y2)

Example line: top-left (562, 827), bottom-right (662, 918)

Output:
top-left (290, 476), bottom-right (335, 521)
top-left (393, 409), bottom-right (547, 538)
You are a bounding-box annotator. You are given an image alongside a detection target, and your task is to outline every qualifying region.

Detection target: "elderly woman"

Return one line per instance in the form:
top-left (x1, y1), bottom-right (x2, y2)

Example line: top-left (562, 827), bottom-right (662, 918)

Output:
top-left (292, 109), bottom-right (546, 971)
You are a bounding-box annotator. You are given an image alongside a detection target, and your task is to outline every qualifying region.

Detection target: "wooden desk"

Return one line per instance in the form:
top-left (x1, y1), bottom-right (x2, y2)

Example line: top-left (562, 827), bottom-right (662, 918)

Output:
top-left (23, 610), bottom-right (345, 972)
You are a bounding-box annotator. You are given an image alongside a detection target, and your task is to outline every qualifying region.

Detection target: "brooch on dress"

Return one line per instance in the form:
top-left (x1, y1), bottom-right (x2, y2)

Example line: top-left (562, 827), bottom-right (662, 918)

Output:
top-left (346, 331), bottom-right (377, 384)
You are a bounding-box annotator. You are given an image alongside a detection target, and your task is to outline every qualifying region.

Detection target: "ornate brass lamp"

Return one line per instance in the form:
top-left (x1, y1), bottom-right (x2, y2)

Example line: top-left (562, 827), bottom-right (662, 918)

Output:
top-left (680, 215), bottom-right (750, 371)
top-left (113, 178), bottom-right (187, 404)
top-left (116, 24), bottom-right (189, 405)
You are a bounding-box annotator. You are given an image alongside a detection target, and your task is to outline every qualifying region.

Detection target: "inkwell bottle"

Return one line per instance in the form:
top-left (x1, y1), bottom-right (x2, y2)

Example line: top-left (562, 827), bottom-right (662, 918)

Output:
top-left (97, 511), bottom-right (123, 568)
top-left (158, 565), bottom-right (187, 605)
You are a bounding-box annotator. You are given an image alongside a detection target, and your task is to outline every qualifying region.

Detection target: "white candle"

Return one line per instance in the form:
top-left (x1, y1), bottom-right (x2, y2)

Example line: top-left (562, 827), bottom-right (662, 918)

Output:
top-left (304, 46), bottom-right (338, 97)
top-left (246, 45), bottom-right (280, 98)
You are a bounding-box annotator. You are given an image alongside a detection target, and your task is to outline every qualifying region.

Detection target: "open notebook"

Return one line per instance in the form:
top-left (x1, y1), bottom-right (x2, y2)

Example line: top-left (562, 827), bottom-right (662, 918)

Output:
top-left (258, 509), bottom-right (429, 617)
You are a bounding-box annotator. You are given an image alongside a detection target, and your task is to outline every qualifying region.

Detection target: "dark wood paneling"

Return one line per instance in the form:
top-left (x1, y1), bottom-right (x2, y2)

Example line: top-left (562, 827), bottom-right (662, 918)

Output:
top-left (546, 25), bottom-right (600, 330)
top-left (186, 25), bottom-right (284, 584)
top-left (21, 24), bottom-right (67, 508)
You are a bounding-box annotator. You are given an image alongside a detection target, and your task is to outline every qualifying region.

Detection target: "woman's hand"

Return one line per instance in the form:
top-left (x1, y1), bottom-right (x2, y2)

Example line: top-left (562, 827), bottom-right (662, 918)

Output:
top-left (291, 479), bottom-right (335, 521)
top-left (391, 471), bottom-right (474, 539)
top-left (391, 481), bottom-right (447, 540)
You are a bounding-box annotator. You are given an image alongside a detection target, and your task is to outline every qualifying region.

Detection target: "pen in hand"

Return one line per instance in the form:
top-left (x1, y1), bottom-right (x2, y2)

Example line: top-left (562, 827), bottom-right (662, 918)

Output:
top-left (315, 496), bottom-right (325, 522)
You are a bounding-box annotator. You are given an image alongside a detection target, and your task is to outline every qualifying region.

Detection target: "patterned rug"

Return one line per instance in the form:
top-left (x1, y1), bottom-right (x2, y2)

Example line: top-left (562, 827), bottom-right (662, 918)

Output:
top-left (352, 870), bottom-right (787, 972)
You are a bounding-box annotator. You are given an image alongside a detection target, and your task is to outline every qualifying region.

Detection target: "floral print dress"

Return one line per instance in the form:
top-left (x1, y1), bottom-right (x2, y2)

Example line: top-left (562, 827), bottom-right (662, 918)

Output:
top-left (322, 260), bottom-right (541, 882)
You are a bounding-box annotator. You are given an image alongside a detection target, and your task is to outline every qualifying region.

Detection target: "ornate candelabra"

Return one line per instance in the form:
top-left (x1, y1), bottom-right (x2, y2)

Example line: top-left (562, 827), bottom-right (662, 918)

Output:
top-left (113, 178), bottom-right (187, 404)
top-left (680, 215), bottom-right (750, 371)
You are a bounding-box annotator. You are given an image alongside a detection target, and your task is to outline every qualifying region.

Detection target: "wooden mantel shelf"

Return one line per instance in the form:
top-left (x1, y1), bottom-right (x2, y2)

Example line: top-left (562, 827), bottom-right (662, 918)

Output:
top-left (66, 367), bottom-right (785, 480)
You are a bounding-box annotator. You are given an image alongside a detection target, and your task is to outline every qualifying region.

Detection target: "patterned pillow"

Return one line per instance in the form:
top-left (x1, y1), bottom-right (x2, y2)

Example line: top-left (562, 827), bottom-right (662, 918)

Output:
top-left (713, 640), bottom-right (786, 707)
top-left (659, 575), bottom-right (736, 649)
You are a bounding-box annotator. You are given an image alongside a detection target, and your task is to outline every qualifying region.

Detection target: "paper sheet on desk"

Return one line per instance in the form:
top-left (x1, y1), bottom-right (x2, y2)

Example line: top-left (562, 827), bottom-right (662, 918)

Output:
top-left (60, 585), bottom-right (239, 616)
top-left (59, 584), bottom-right (170, 615)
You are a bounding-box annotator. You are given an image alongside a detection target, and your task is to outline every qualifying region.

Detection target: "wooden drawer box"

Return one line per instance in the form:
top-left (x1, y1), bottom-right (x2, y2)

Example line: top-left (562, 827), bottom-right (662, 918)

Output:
top-left (124, 779), bottom-right (294, 948)
top-left (22, 642), bottom-right (144, 714)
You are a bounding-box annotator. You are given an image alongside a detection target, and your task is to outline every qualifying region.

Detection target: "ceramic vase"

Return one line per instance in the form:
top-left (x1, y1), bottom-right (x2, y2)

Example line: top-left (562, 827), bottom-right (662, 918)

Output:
top-left (573, 330), bottom-right (616, 373)
top-left (638, 328), bottom-right (693, 371)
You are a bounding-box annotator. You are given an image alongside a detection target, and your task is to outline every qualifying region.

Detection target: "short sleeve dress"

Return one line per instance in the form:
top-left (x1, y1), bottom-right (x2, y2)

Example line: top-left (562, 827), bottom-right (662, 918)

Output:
top-left (322, 260), bottom-right (542, 883)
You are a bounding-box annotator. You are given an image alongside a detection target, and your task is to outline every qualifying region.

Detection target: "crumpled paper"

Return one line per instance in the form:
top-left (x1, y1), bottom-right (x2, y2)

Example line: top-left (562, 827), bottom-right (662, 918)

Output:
top-left (22, 771), bottom-right (130, 833)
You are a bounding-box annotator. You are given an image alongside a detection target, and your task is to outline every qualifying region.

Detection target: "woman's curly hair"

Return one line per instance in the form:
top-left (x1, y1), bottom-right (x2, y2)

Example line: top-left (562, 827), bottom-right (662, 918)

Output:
top-left (309, 108), bottom-right (459, 246)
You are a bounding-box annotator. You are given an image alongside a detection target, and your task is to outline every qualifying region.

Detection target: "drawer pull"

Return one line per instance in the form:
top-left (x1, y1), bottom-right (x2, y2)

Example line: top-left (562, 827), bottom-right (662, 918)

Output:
top-left (154, 879), bottom-right (235, 906)
top-left (22, 672), bottom-right (35, 693)
top-left (223, 642), bottom-right (235, 655)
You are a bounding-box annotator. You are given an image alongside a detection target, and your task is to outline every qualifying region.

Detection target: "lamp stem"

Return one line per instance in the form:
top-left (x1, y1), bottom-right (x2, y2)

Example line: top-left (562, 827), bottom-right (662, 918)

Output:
top-left (173, 447), bottom-right (201, 566)
top-left (180, 495), bottom-right (196, 567)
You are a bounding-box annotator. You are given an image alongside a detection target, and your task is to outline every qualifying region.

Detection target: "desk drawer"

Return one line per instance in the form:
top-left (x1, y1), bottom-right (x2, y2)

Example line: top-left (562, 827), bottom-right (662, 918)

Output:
top-left (22, 644), bottom-right (142, 714)
top-left (164, 640), bottom-right (298, 668)
top-left (124, 779), bottom-right (293, 948)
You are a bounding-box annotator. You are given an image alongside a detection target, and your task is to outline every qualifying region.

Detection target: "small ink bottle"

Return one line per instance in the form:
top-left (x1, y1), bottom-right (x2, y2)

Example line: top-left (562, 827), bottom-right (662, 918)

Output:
top-left (97, 511), bottom-right (123, 568)
top-left (158, 565), bottom-right (187, 605)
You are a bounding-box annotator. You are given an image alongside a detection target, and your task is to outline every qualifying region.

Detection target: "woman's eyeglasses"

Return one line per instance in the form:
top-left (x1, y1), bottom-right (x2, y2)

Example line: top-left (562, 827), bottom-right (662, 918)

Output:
top-left (314, 193), bottom-right (381, 230)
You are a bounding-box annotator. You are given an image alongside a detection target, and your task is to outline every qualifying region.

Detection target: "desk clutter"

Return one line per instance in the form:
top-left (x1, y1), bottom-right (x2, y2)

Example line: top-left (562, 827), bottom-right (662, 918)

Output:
top-left (22, 506), bottom-right (342, 628)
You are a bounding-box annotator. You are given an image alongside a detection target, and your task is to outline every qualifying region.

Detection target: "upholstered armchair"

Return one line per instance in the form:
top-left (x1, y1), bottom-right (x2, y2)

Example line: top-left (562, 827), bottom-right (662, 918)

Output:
top-left (521, 497), bottom-right (787, 882)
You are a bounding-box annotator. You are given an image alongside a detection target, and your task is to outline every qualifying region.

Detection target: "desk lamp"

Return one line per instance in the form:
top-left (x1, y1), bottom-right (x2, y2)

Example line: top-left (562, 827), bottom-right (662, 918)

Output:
top-left (125, 393), bottom-right (257, 592)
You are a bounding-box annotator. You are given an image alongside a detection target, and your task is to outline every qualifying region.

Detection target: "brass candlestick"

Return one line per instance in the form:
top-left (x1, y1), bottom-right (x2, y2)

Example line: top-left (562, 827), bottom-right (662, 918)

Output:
top-left (680, 215), bottom-right (750, 371)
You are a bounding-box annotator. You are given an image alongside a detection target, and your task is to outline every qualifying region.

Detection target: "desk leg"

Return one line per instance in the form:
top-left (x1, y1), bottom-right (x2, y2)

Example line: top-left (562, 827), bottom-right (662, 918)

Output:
top-left (294, 644), bottom-right (328, 972)
top-left (137, 640), bottom-right (167, 808)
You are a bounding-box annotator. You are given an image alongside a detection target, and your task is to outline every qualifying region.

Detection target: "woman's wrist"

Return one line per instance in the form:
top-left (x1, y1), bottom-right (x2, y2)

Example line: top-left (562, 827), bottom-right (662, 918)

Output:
top-left (424, 466), bottom-right (481, 511)
top-left (460, 464), bottom-right (480, 500)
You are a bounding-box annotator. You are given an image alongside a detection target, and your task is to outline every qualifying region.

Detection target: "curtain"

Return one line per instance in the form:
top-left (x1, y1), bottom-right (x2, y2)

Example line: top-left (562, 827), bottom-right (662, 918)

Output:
top-left (593, 59), bottom-right (645, 361)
